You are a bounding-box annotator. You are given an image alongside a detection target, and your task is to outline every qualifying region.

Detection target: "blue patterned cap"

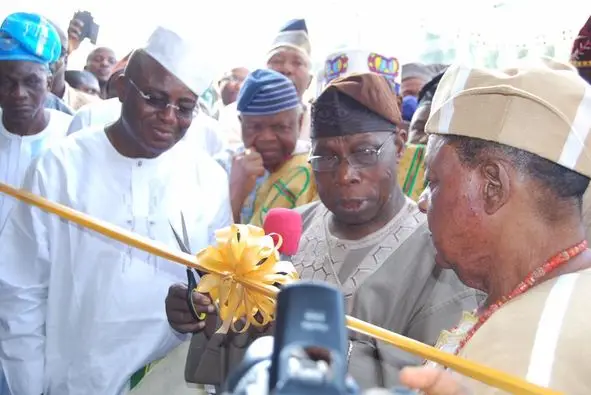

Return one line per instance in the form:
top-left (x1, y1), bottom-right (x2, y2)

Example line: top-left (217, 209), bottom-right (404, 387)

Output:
top-left (237, 69), bottom-right (300, 116)
top-left (0, 12), bottom-right (61, 65)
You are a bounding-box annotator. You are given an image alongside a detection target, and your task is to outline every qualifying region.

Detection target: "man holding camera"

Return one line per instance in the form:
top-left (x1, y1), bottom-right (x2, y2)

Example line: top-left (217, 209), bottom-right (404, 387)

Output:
top-left (67, 13), bottom-right (117, 99)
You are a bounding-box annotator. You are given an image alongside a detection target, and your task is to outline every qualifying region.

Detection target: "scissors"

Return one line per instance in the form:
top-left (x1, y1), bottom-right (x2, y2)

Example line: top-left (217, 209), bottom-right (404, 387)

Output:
top-left (170, 213), bottom-right (207, 322)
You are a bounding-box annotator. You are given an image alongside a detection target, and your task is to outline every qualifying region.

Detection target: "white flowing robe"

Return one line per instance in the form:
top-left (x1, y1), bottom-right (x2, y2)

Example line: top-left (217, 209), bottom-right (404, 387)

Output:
top-left (0, 108), bottom-right (72, 395)
top-left (0, 127), bottom-right (232, 395)
top-left (0, 108), bottom-right (72, 232)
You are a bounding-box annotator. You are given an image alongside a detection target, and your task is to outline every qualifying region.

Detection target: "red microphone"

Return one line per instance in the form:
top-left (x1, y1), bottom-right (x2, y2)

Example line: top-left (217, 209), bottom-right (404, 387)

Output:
top-left (262, 208), bottom-right (303, 257)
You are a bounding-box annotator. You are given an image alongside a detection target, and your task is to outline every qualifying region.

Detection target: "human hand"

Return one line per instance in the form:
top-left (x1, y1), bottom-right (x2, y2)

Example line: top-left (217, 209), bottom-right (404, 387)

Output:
top-left (230, 148), bottom-right (265, 194)
top-left (229, 148), bottom-right (265, 219)
top-left (165, 283), bottom-right (215, 333)
top-left (67, 17), bottom-right (84, 54)
top-left (399, 367), bottom-right (470, 395)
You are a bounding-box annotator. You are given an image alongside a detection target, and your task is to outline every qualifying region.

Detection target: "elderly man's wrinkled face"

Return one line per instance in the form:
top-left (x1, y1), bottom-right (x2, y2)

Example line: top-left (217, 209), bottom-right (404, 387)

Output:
top-left (312, 132), bottom-right (404, 225)
top-left (267, 47), bottom-right (311, 98)
top-left (0, 61), bottom-right (49, 124)
top-left (418, 135), bottom-right (491, 290)
top-left (118, 54), bottom-right (197, 156)
top-left (241, 108), bottom-right (300, 172)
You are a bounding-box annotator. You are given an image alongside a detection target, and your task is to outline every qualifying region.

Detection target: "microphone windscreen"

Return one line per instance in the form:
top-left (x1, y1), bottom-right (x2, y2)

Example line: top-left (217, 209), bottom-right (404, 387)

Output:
top-left (263, 208), bottom-right (303, 256)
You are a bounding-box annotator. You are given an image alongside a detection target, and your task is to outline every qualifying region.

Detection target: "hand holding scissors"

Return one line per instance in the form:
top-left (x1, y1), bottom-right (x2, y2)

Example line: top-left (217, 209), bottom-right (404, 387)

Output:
top-left (166, 213), bottom-right (214, 332)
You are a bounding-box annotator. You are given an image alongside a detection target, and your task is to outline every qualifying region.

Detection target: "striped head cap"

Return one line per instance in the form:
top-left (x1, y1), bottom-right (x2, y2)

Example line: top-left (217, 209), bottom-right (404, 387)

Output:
top-left (267, 19), bottom-right (311, 62)
top-left (237, 68), bottom-right (300, 116)
top-left (426, 58), bottom-right (591, 178)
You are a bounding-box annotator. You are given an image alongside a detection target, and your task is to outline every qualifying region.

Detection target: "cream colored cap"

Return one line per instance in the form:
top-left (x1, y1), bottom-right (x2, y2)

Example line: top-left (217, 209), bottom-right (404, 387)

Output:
top-left (426, 58), bottom-right (591, 178)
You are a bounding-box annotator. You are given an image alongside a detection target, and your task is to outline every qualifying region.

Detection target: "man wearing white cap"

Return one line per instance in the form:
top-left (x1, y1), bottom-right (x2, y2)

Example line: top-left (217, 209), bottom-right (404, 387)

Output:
top-left (0, 26), bottom-right (231, 395)
top-left (218, 19), bottom-right (314, 144)
top-left (398, 59), bottom-right (591, 394)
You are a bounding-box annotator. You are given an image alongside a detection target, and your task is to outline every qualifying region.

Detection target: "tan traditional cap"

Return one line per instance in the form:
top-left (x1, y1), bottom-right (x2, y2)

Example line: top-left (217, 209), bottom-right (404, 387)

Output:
top-left (426, 58), bottom-right (591, 178)
top-left (311, 72), bottom-right (401, 139)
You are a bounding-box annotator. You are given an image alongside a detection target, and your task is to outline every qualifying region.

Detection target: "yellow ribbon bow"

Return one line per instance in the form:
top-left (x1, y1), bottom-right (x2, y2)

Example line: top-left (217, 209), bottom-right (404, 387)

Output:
top-left (196, 224), bottom-right (299, 334)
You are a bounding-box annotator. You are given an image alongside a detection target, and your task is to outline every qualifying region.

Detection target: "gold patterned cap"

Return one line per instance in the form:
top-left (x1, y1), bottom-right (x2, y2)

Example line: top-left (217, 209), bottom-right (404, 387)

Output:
top-left (426, 58), bottom-right (591, 178)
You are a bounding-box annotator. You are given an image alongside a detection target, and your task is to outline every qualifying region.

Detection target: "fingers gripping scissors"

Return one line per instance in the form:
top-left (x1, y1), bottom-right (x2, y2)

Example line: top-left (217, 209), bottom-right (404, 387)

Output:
top-left (170, 213), bottom-right (207, 322)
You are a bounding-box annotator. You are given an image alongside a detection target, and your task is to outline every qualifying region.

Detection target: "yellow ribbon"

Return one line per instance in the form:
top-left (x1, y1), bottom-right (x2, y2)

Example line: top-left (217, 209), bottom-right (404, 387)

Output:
top-left (196, 224), bottom-right (299, 334)
top-left (0, 183), bottom-right (562, 394)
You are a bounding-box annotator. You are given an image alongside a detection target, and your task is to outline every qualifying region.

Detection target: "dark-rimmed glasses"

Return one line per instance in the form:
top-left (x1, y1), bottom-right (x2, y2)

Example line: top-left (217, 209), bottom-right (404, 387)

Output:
top-left (128, 78), bottom-right (198, 119)
top-left (308, 133), bottom-right (395, 172)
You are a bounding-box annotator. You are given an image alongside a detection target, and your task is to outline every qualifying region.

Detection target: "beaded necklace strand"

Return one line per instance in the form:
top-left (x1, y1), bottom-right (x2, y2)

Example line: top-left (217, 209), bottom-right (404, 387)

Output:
top-left (455, 239), bottom-right (588, 355)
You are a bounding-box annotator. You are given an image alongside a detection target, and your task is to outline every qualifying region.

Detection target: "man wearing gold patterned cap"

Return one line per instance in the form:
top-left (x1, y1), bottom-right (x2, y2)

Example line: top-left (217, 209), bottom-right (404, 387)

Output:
top-left (571, 15), bottom-right (591, 84)
top-left (397, 58), bottom-right (591, 394)
top-left (166, 72), bottom-right (480, 393)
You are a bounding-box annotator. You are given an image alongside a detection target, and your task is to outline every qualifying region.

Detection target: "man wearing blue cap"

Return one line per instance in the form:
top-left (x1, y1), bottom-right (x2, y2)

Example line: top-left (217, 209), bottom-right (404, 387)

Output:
top-left (223, 68), bottom-right (317, 227)
top-left (0, 25), bottom-right (231, 395)
top-left (0, 13), bottom-right (72, 393)
top-left (0, 12), bottom-right (72, 232)
top-left (218, 19), bottom-right (313, 142)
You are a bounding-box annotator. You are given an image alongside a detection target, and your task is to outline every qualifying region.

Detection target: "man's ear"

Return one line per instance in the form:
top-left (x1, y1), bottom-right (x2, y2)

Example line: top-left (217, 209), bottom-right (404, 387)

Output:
top-left (114, 75), bottom-right (127, 103)
top-left (481, 160), bottom-right (511, 215)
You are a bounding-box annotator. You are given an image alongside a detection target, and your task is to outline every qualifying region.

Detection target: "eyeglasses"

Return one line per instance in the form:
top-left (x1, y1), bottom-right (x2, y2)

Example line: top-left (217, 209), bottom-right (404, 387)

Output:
top-left (127, 78), bottom-right (198, 119)
top-left (308, 133), bottom-right (395, 172)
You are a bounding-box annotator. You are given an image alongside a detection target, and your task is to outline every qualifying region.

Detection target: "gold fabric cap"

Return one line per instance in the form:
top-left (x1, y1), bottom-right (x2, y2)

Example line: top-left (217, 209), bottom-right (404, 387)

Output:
top-left (426, 58), bottom-right (591, 178)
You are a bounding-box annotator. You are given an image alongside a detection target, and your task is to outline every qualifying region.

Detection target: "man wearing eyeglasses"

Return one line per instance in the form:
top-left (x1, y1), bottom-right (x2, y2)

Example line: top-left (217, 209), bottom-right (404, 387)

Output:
top-left (293, 72), bottom-right (480, 389)
top-left (175, 73), bottom-right (480, 393)
top-left (0, 25), bottom-right (231, 395)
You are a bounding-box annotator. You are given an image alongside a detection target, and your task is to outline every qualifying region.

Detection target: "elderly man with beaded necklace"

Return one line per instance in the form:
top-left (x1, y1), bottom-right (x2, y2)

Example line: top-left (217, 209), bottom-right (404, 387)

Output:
top-left (398, 59), bottom-right (591, 394)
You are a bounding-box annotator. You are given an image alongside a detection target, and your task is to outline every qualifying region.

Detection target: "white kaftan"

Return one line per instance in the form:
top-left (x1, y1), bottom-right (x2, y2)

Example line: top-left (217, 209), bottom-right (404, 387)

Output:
top-left (0, 127), bottom-right (231, 395)
top-left (0, 108), bottom-right (72, 233)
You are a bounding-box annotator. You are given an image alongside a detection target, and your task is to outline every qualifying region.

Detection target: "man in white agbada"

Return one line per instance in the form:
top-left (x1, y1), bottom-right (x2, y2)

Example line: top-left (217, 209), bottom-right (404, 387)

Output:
top-left (0, 12), bottom-right (72, 233)
top-left (0, 25), bottom-right (231, 395)
top-left (0, 12), bottom-right (72, 394)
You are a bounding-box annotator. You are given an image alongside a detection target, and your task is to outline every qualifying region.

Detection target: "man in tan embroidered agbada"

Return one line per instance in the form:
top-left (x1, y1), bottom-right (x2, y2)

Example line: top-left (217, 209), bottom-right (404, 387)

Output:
top-left (161, 73), bottom-right (481, 393)
top-left (399, 59), bottom-right (591, 394)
